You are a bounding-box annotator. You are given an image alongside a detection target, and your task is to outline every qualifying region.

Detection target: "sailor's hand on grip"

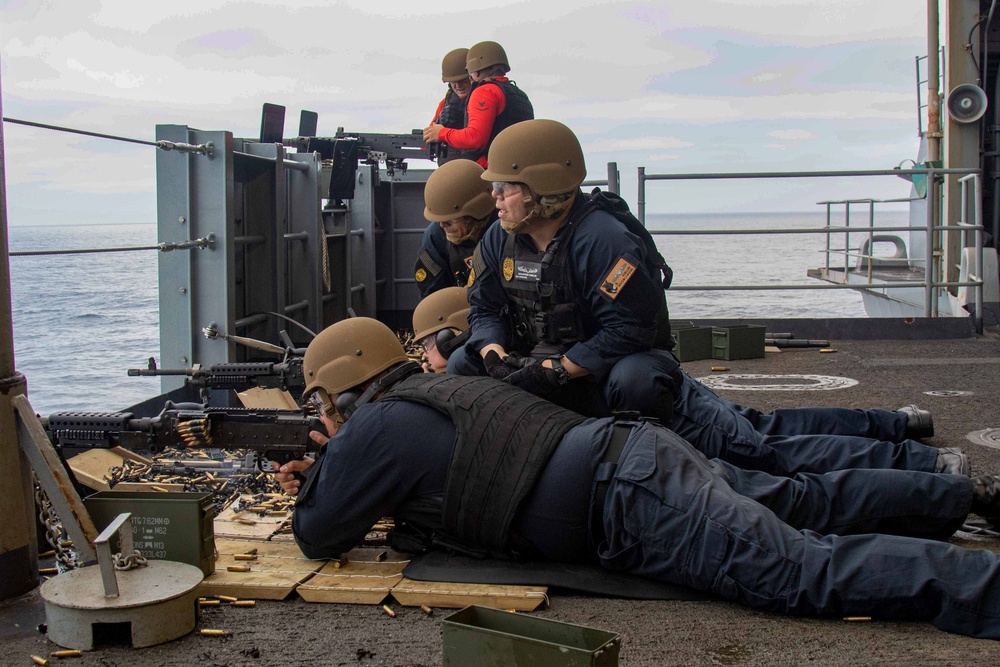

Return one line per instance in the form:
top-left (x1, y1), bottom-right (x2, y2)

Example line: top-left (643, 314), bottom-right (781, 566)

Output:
top-left (274, 457), bottom-right (314, 496)
top-left (485, 350), bottom-right (525, 380)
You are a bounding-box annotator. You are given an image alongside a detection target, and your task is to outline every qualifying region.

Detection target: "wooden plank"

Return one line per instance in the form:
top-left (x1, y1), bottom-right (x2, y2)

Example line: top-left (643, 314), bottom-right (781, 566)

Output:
top-left (114, 446), bottom-right (153, 465)
top-left (215, 538), bottom-right (312, 558)
top-left (198, 538), bottom-right (323, 601)
top-left (390, 578), bottom-right (548, 612)
top-left (67, 449), bottom-right (124, 491)
top-left (213, 505), bottom-right (288, 540)
top-left (297, 559), bottom-right (406, 605)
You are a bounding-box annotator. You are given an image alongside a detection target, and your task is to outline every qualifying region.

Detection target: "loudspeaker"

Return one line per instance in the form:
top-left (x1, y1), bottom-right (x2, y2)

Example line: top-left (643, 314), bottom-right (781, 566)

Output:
top-left (946, 84), bottom-right (988, 124)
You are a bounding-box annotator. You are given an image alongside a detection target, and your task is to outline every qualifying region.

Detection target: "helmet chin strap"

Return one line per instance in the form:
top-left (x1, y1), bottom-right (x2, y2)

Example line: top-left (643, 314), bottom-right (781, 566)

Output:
top-left (500, 191), bottom-right (576, 235)
top-left (448, 216), bottom-right (490, 244)
top-left (500, 194), bottom-right (542, 234)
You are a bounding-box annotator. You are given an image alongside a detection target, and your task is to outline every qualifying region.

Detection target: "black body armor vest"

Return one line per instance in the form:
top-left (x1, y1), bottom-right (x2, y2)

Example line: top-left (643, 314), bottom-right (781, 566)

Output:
top-left (379, 373), bottom-right (584, 552)
top-left (471, 79), bottom-right (534, 162)
top-left (436, 89), bottom-right (480, 164)
top-left (447, 240), bottom-right (475, 287)
top-left (499, 191), bottom-right (674, 351)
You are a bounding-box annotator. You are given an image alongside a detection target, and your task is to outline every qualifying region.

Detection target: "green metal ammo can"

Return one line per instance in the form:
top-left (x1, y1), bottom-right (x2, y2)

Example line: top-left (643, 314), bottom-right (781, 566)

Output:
top-left (83, 491), bottom-right (216, 576)
top-left (442, 605), bottom-right (620, 666)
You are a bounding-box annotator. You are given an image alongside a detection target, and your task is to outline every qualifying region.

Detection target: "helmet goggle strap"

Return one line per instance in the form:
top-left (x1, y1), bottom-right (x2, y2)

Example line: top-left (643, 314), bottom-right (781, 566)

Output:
top-left (307, 388), bottom-right (344, 426)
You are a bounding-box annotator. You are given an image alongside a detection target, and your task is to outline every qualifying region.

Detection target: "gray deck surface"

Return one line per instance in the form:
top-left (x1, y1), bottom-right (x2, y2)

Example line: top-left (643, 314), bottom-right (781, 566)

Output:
top-left (3, 325), bottom-right (1000, 666)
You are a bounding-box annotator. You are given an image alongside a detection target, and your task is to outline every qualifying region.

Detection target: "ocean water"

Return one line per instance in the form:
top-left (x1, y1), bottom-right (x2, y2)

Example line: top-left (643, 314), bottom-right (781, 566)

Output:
top-left (9, 224), bottom-right (161, 415)
top-left (647, 210), bottom-right (874, 319)
top-left (7, 213), bottom-right (874, 415)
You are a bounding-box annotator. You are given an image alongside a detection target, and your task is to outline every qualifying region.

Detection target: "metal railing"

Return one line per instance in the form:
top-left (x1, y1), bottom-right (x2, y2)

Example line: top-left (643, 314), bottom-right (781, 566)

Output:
top-left (582, 161), bottom-right (619, 194)
top-left (636, 166), bottom-right (985, 331)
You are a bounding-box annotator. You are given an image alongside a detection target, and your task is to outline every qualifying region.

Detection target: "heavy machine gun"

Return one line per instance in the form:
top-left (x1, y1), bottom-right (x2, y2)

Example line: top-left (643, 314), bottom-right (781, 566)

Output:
top-left (128, 325), bottom-right (307, 404)
top-left (127, 357), bottom-right (305, 400)
top-left (294, 128), bottom-right (434, 202)
top-left (42, 402), bottom-right (325, 473)
top-left (258, 103), bottom-right (438, 201)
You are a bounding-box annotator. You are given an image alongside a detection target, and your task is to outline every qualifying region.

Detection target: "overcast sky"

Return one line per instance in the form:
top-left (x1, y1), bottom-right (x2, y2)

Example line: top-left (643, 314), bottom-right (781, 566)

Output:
top-left (0, 0), bottom-right (930, 226)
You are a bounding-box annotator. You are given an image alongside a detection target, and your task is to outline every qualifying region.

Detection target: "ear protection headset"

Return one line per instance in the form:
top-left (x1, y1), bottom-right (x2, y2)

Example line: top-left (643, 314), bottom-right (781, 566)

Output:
top-left (333, 360), bottom-right (423, 422)
top-left (434, 328), bottom-right (470, 359)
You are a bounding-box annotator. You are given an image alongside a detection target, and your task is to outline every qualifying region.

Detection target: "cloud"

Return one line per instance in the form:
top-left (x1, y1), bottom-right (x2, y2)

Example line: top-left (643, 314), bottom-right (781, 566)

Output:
top-left (0, 0), bottom-right (931, 223)
top-left (768, 129), bottom-right (816, 141)
top-left (588, 137), bottom-right (695, 152)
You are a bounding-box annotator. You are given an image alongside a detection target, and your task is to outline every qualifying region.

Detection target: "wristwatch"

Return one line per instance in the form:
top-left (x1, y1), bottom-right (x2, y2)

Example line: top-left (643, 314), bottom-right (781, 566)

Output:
top-left (547, 356), bottom-right (572, 385)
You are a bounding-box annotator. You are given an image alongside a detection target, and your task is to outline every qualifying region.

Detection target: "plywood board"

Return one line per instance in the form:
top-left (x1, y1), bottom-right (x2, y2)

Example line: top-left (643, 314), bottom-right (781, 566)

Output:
top-left (237, 387), bottom-right (299, 410)
top-left (297, 559), bottom-right (406, 605)
top-left (67, 449), bottom-right (126, 491)
top-left (391, 578), bottom-right (548, 612)
top-left (213, 505), bottom-right (289, 540)
top-left (198, 538), bottom-right (324, 600)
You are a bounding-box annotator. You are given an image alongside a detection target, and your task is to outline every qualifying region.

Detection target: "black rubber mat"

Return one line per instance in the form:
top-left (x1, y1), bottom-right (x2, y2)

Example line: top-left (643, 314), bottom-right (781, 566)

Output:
top-left (403, 551), bottom-right (713, 601)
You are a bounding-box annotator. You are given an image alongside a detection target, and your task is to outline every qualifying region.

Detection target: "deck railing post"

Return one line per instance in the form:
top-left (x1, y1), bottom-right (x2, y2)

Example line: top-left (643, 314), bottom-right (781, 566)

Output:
top-left (0, 59), bottom-right (38, 601)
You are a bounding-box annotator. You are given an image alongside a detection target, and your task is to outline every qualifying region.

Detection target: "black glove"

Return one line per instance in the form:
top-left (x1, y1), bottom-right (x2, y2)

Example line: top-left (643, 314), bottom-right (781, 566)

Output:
top-left (484, 350), bottom-right (521, 380)
top-left (501, 352), bottom-right (537, 370)
top-left (505, 363), bottom-right (565, 396)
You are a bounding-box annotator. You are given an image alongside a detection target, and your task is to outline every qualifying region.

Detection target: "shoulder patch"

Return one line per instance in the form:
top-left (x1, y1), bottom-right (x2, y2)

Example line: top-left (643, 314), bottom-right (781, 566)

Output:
top-left (471, 244), bottom-right (489, 283)
top-left (600, 256), bottom-right (637, 299)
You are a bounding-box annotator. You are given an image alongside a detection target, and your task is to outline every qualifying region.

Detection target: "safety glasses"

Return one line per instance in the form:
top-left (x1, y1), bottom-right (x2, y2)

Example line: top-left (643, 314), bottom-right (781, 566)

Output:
top-left (492, 182), bottom-right (522, 197)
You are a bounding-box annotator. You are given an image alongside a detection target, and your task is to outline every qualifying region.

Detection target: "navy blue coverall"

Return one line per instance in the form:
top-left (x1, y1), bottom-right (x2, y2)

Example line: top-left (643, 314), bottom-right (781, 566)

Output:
top-left (291, 393), bottom-right (1000, 639)
top-left (449, 196), bottom-right (938, 476)
top-left (669, 368), bottom-right (939, 476)
top-left (449, 199), bottom-right (681, 424)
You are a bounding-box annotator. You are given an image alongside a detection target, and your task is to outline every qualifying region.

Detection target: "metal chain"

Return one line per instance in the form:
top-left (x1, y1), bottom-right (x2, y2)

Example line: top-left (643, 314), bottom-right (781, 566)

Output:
top-left (34, 478), bottom-right (78, 571)
top-left (113, 551), bottom-right (149, 571)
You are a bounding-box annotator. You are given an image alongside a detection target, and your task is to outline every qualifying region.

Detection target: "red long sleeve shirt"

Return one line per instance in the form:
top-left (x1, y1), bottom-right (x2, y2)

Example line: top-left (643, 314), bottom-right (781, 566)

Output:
top-left (438, 78), bottom-right (510, 168)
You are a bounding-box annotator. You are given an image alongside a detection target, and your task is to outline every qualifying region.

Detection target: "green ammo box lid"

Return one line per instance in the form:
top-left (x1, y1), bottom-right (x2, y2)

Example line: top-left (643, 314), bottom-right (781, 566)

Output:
top-left (84, 491), bottom-right (216, 576)
top-left (672, 325), bottom-right (713, 362)
top-left (711, 325), bottom-right (766, 360)
top-left (442, 605), bottom-right (621, 667)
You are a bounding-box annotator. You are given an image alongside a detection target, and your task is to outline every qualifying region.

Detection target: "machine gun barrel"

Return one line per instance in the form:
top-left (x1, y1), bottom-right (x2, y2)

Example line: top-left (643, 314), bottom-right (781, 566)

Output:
top-left (41, 404), bottom-right (325, 471)
top-left (127, 359), bottom-right (305, 395)
top-left (285, 129), bottom-right (431, 164)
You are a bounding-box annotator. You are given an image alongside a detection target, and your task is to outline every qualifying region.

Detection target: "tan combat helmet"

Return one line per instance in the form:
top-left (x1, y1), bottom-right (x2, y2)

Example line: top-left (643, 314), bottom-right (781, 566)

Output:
top-left (466, 41), bottom-right (509, 74)
top-left (413, 287), bottom-right (470, 341)
top-left (424, 159), bottom-right (496, 223)
top-left (441, 48), bottom-right (470, 82)
top-left (302, 317), bottom-right (409, 397)
top-left (481, 119), bottom-right (587, 196)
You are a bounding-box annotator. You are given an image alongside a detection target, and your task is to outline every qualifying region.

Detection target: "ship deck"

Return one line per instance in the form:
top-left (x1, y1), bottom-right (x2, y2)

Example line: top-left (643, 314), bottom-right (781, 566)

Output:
top-left (3, 325), bottom-right (1000, 666)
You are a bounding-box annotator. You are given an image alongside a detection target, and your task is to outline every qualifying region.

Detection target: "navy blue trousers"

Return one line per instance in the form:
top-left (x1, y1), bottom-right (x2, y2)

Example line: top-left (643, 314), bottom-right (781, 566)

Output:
top-left (670, 370), bottom-right (938, 476)
top-left (735, 402), bottom-right (906, 441)
top-left (598, 423), bottom-right (1000, 639)
top-left (452, 346), bottom-right (936, 476)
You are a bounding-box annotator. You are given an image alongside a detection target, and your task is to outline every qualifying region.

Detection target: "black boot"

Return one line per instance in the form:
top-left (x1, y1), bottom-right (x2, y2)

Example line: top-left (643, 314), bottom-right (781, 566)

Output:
top-left (970, 475), bottom-right (1000, 523)
top-left (934, 447), bottom-right (970, 476)
top-left (899, 404), bottom-right (934, 439)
